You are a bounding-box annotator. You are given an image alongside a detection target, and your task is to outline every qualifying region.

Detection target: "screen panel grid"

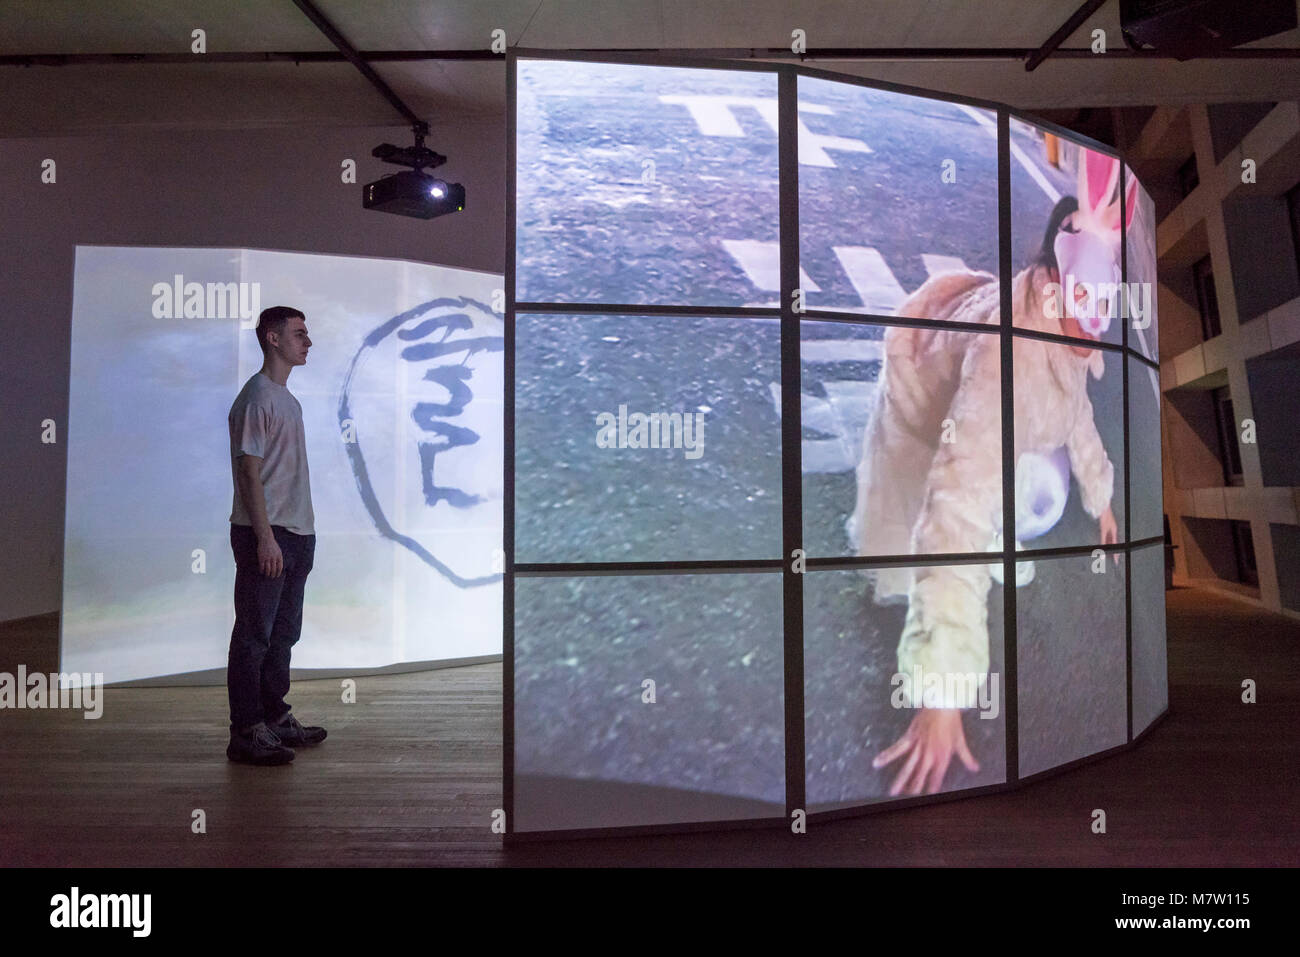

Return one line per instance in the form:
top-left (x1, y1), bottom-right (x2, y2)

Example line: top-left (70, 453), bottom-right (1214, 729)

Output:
top-left (509, 55), bottom-right (1166, 838)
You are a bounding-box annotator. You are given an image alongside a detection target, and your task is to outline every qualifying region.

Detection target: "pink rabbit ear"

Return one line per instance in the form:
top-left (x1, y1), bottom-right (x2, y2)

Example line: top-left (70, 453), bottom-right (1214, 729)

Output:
top-left (1124, 174), bottom-right (1140, 231)
top-left (1078, 149), bottom-right (1120, 226)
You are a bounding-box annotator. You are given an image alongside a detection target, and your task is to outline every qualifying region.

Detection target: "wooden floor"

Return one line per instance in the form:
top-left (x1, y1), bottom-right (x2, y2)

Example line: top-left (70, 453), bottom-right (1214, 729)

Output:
top-left (0, 585), bottom-right (1296, 866)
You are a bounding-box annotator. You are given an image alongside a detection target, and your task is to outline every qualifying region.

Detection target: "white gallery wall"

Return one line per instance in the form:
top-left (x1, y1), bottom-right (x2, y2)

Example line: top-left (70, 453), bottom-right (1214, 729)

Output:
top-left (0, 118), bottom-right (506, 629)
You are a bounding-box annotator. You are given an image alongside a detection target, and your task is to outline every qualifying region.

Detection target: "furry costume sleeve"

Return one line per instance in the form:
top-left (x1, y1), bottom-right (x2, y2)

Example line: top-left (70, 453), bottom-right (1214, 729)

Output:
top-left (895, 327), bottom-right (1002, 709)
top-left (1066, 390), bottom-right (1115, 519)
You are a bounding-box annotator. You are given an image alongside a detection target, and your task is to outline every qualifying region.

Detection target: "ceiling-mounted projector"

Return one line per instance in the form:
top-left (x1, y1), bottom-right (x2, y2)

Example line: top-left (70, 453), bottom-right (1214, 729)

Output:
top-left (363, 125), bottom-right (466, 220)
top-left (1120, 0), bottom-right (1297, 60)
top-left (364, 170), bottom-right (466, 219)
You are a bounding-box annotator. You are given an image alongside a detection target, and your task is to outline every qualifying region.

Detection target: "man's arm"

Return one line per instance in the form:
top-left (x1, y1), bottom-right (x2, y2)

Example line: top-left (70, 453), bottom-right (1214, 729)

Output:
top-left (236, 454), bottom-right (283, 577)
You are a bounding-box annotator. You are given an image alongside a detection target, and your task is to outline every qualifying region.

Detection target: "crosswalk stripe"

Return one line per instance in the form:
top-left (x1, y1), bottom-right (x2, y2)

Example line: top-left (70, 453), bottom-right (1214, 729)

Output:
top-left (832, 246), bottom-right (906, 314)
top-left (801, 339), bottom-right (882, 362)
top-left (658, 94), bottom-right (872, 167)
top-left (769, 379), bottom-right (880, 475)
top-left (658, 95), bottom-right (746, 136)
top-left (774, 100), bottom-right (874, 168)
top-left (921, 253), bottom-right (969, 277)
top-left (722, 239), bottom-right (821, 292)
top-left (725, 242), bottom-right (967, 474)
top-left (956, 103), bottom-right (1061, 203)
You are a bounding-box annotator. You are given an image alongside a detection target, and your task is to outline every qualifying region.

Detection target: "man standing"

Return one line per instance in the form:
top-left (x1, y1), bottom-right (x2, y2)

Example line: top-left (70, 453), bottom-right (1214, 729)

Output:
top-left (226, 305), bottom-right (328, 765)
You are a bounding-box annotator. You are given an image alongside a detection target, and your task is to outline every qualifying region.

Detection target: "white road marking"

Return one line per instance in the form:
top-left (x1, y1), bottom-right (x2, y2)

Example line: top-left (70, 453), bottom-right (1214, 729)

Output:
top-left (832, 246), bottom-right (906, 314)
top-left (821, 378), bottom-right (877, 469)
top-left (774, 340), bottom-right (885, 475)
top-left (955, 103), bottom-right (1060, 203)
top-left (722, 239), bottom-right (821, 292)
top-left (658, 95), bottom-right (747, 136)
top-left (770, 379), bottom-right (880, 475)
top-left (728, 241), bottom-right (978, 474)
top-left (801, 339), bottom-right (882, 362)
top-left (658, 95), bottom-right (872, 167)
top-left (757, 99), bottom-right (874, 168)
top-left (921, 254), bottom-right (969, 277)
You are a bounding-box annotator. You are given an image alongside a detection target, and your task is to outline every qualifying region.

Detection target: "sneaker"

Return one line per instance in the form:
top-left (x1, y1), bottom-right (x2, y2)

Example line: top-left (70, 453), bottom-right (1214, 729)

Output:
top-left (269, 712), bottom-right (327, 747)
top-left (227, 721), bottom-right (295, 766)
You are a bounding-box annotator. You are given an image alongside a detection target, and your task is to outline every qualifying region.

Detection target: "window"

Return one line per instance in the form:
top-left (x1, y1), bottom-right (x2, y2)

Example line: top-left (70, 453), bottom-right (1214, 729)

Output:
top-left (1287, 181), bottom-right (1300, 285)
top-left (1230, 520), bottom-right (1259, 587)
top-left (1178, 154), bottom-right (1199, 198)
top-left (1193, 255), bottom-right (1221, 341)
top-left (1211, 386), bottom-right (1243, 486)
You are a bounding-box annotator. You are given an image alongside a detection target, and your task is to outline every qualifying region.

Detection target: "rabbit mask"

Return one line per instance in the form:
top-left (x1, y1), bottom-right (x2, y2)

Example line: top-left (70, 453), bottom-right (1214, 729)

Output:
top-left (1053, 149), bottom-right (1138, 338)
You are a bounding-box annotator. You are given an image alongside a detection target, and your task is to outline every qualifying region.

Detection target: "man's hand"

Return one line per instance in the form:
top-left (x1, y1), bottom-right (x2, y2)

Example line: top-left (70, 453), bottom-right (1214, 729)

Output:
top-left (257, 534), bottom-right (284, 578)
top-left (1099, 504), bottom-right (1120, 566)
top-left (873, 708), bottom-right (979, 796)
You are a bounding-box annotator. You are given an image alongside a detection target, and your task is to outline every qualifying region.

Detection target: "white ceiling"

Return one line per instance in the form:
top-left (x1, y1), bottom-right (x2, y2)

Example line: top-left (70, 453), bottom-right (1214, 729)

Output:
top-left (2, 0), bottom-right (1300, 136)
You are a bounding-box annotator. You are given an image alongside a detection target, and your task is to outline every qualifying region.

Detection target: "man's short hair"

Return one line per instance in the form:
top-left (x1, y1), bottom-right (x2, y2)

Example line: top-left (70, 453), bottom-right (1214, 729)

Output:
top-left (256, 306), bottom-right (305, 355)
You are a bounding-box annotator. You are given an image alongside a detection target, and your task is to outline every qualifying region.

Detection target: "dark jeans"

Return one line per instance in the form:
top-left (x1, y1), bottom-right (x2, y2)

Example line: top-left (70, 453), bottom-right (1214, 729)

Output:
top-left (228, 523), bottom-right (315, 733)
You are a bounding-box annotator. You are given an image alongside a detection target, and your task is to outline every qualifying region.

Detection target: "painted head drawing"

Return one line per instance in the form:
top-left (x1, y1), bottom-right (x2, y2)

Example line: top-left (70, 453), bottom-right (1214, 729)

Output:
top-left (338, 295), bottom-right (504, 588)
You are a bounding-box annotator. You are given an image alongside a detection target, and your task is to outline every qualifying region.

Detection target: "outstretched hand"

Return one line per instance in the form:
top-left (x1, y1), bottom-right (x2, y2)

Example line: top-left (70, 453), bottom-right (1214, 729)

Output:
top-left (1099, 505), bottom-right (1120, 566)
top-left (873, 708), bottom-right (980, 796)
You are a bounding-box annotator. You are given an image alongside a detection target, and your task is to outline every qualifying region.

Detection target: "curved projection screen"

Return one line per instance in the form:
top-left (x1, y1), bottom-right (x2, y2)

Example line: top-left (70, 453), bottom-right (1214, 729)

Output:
top-left (62, 246), bottom-right (503, 683)
top-left (510, 56), bottom-right (1167, 838)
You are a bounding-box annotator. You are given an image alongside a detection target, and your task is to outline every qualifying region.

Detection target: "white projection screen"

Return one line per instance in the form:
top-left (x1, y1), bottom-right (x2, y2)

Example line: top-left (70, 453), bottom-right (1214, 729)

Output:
top-left (62, 246), bottom-right (503, 683)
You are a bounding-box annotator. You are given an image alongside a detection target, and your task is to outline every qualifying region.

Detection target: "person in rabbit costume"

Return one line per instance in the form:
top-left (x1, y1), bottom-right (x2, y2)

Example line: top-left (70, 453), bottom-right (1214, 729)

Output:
top-left (851, 147), bottom-right (1136, 796)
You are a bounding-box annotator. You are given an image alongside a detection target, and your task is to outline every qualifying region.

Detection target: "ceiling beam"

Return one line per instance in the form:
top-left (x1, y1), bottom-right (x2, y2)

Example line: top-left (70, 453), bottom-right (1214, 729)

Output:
top-left (290, 0), bottom-right (426, 132)
top-left (5, 46), bottom-right (1300, 68)
top-left (1026, 0), bottom-right (1110, 72)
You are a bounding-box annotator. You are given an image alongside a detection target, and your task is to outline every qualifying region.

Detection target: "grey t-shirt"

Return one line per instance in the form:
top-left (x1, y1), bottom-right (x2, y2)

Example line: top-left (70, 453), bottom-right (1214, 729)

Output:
top-left (228, 372), bottom-right (315, 535)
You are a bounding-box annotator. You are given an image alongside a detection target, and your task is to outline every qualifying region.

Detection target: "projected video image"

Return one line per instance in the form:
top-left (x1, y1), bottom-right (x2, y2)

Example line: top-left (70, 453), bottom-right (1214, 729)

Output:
top-left (1017, 552), bottom-right (1127, 778)
top-left (514, 313), bottom-right (782, 563)
top-left (1011, 123), bottom-right (1136, 348)
top-left (514, 571), bottom-right (785, 832)
top-left (804, 565), bottom-right (1006, 810)
top-left (1130, 543), bottom-right (1169, 736)
top-left (1012, 337), bottom-right (1125, 550)
top-left (810, 320), bottom-right (1003, 561)
top-left (516, 59), bottom-right (779, 307)
top-left (62, 246), bottom-right (503, 682)
top-left (512, 58), bottom-right (1166, 835)
top-left (1128, 355), bottom-right (1164, 542)
top-left (1125, 167), bottom-right (1159, 363)
top-left (798, 76), bottom-right (999, 317)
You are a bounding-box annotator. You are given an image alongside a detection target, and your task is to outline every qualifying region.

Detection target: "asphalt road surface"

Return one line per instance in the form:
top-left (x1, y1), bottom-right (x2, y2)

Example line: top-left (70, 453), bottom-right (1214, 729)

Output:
top-left (513, 61), bottom-right (1153, 818)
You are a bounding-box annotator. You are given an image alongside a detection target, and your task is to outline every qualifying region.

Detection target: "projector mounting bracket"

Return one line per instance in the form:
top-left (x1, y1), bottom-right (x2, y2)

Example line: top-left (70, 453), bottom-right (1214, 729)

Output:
top-left (371, 123), bottom-right (446, 173)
